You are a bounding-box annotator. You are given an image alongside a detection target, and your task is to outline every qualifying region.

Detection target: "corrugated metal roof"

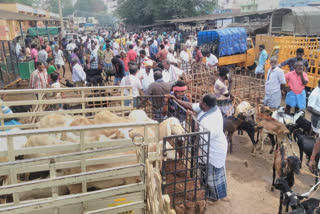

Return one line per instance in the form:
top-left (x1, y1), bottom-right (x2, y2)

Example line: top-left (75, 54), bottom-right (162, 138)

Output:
top-left (157, 10), bottom-right (273, 24)
top-left (0, 9), bottom-right (53, 21)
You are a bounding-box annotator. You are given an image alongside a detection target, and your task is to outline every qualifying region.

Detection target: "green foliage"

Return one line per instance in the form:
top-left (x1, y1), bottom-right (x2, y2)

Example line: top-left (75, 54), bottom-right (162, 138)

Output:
top-left (74, 0), bottom-right (106, 13)
top-left (45, 0), bottom-right (74, 16)
top-left (0, 0), bottom-right (34, 6)
top-left (117, 0), bottom-right (216, 25)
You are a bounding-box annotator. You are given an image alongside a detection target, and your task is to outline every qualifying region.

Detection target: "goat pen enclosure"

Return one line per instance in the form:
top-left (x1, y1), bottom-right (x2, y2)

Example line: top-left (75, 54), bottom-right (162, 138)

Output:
top-left (188, 64), bottom-right (265, 106)
top-left (0, 88), bottom-right (211, 213)
top-left (0, 121), bottom-right (159, 214)
top-left (136, 96), bottom-right (210, 213)
top-left (0, 86), bottom-right (134, 130)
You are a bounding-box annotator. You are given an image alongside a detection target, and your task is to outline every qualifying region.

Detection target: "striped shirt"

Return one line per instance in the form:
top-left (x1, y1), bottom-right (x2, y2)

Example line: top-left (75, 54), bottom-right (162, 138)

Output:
top-left (29, 69), bottom-right (48, 89)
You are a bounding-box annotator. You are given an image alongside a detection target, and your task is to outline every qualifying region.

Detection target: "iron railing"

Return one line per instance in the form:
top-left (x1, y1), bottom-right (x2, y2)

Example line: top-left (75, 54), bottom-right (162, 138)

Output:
top-left (136, 95), bottom-right (210, 210)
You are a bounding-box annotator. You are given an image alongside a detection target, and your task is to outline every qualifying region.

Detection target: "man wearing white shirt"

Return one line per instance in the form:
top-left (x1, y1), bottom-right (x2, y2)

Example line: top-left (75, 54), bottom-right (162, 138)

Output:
top-left (169, 36), bottom-right (176, 50)
top-left (180, 45), bottom-right (191, 73)
top-left (120, 65), bottom-right (143, 107)
top-left (113, 39), bottom-right (120, 56)
top-left (15, 40), bottom-right (22, 59)
top-left (137, 60), bottom-right (154, 92)
top-left (162, 60), bottom-right (188, 84)
top-left (206, 52), bottom-right (219, 70)
top-left (168, 93), bottom-right (228, 201)
top-left (167, 48), bottom-right (178, 65)
top-left (72, 58), bottom-right (86, 87)
top-left (67, 40), bottom-right (76, 53)
top-left (185, 36), bottom-right (192, 50)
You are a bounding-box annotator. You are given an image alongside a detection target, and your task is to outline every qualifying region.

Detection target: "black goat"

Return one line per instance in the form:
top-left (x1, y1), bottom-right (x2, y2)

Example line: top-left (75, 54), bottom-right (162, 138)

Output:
top-left (274, 178), bottom-right (300, 213)
top-left (223, 116), bottom-right (257, 153)
top-left (65, 79), bottom-right (74, 87)
top-left (238, 120), bottom-right (257, 152)
top-left (87, 75), bottom-right (104, 86)
top-left (293, 129), bottom-right (319, 185)
top-left (10, 105), bottom-right (32, 113)
top-left (296, 116), bottom-right (313, 136)
top-left (275, 178), bottom-right (320, 214)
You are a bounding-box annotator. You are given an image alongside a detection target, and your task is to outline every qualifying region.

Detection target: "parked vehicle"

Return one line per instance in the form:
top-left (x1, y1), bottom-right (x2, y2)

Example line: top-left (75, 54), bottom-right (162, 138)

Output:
top-left (256, 35), bottom-right (320, 89)
top-left (197, 27), bottom-right (255, 68)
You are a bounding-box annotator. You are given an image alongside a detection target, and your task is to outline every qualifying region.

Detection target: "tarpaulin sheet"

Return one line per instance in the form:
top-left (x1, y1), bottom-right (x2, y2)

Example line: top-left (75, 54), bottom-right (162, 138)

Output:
top-left (271, 6), bottom-right (320, 36)
top-left (27, 27), bottom-right (59, 36)
top-left (197, 27), bottom-right (247, 57)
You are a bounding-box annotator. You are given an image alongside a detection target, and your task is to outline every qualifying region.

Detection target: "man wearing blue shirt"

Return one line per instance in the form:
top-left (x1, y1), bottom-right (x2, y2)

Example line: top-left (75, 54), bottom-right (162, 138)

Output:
top-left (255, 45), bottom-right (268, 76)
top-left (148, 40), bottom-right (158, 62)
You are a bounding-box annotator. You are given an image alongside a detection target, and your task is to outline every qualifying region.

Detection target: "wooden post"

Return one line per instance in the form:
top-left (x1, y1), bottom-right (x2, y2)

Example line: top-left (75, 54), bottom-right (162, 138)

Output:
top-left (8, 136), bottom-right (19, 204)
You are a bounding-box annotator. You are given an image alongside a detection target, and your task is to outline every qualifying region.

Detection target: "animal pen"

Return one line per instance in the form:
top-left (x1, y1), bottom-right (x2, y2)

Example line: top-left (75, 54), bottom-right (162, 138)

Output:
top-left (188, 64), bottom-right (265, 106)
top-left (0, 87), bottom-right (211, 214)
top-left (136, 96), bottom-right (210, 213)
top-left (0, 41), bottom-right (20, 89)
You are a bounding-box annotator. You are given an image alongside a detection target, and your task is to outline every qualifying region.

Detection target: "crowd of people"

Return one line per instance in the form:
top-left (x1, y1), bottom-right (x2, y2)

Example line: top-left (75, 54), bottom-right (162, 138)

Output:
top-left (12, 29), bottom-right (320, 204)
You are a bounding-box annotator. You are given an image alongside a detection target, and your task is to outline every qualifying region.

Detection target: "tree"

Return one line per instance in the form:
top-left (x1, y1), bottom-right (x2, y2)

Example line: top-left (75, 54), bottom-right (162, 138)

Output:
top-left (116, 0), bottom-right (153, 26)
top-left (74, 0), bottom-right (106, 14)
top-left (117, 0), bottom-right (216, 26)
top-left (45, 0), bottom-right (74, 16)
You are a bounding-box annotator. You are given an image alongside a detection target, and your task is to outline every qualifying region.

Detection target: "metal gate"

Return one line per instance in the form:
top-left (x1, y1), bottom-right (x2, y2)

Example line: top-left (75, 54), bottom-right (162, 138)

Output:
top-left (0, 41), bottom-right (20, 89)
top-left (136, 96), bottom-right (210, 212)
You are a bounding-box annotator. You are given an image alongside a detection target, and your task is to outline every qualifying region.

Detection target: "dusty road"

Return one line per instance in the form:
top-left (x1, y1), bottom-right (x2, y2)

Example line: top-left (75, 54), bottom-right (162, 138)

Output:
top-left (206, 133), bottom-right (319, 214)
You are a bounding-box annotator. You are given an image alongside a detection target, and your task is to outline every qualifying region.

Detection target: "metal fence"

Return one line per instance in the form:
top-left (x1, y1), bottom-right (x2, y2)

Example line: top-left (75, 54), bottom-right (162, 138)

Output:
top-left (136, 96), bottom-right (210, 212)
top-left (0, 41), bottom-right (20, 88)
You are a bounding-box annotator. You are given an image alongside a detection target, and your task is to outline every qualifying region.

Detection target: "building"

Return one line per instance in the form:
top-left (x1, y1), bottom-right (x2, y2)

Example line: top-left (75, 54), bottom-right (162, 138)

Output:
top-left (217, 0), bottom-right (279, 12)
top-left (240, 0), bottom-right (258, 12)
top-left (104, 0), bottom-right (118, 13)
top-left (279, 0), bottom-right (320, 7)
top-left (0, 3), bottom-right (63, 40)
top-left (309, 1), bottom-right (320, 6)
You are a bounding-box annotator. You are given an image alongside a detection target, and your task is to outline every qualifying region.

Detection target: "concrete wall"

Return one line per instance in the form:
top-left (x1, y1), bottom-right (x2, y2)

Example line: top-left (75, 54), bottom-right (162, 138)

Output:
top-left (0, 3), bottom-right (18, 13)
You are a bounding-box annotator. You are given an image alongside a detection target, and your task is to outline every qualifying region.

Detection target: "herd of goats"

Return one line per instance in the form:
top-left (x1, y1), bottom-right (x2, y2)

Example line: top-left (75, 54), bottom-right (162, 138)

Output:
top-left (228, 101), bottom-right (319, 214)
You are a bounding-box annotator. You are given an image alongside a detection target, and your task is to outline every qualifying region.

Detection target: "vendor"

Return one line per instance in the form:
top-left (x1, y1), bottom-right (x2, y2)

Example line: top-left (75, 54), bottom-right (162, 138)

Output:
top-left (214, 67), bottom-right (234, 116)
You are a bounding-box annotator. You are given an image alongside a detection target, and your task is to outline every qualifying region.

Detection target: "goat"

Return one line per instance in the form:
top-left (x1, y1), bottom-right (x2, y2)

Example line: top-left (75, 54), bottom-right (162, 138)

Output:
top-left (273, 177), bottom-right (300, 214)
top-left (272, 107), bottom-right (305, 141)
top-left (295, 116), bottom-right (313, 136)
top-left (272, 146), bottom-right (301, 190)
top-left (272, 107), bottom-right (305, 125)
top-left (65, 79), bottom-right (74, 87)
top-left (256, 117), bottom-right (290, 154)
top-left (223, 116), bottom-right (257, 153)
top-left (10, 105), bottom-right (32, 113)
top-left (293, 129), bottom-right (320, 185)
top-left (272, 148), bottom-right (301, 213)
top-left (274, 178), bottom-right (320, 214)
top-left (87, 75), bottom-right (104, 87)
top-left (294, 129), bottom-right (317, 166)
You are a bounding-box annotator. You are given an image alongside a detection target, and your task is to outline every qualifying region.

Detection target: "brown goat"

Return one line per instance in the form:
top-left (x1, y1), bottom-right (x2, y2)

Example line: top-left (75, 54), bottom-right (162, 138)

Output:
top-left (271, 145), bottom-right (301, 214)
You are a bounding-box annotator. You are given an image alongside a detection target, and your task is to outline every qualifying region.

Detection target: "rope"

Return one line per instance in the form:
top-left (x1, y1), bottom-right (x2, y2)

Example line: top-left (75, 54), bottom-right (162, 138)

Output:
top-left (300, 169), bottom-right (320, 178)
top-left (299, 179), bottom-right (320, 199)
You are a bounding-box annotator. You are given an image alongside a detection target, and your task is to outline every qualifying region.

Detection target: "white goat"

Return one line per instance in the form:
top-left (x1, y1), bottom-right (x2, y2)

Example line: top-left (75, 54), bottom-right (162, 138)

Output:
top-left (272, 106), bottom-right (305, 125)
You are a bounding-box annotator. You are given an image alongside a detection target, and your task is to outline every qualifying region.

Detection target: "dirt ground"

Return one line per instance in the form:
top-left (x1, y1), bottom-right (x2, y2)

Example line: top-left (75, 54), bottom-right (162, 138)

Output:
top-left (206, 133), bottom-right (320, 214)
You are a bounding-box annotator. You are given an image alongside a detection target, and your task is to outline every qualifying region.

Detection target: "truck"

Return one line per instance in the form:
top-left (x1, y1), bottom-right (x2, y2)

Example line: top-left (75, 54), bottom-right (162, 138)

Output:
top-left (197, 27), bottom-right (255, 68)
top-left (256, 35), bottom-right (320, 89)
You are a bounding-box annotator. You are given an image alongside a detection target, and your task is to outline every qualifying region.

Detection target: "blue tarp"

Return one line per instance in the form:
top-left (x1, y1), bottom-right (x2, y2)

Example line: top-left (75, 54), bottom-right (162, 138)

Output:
top-left (197, 27), bottom-right (248, 57)
top-left (0, 119), bottom-right (21, 132)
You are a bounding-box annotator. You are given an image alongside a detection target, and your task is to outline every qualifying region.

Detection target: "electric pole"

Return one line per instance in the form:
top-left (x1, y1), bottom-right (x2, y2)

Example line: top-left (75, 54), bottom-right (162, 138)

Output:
top-left (58, 0), bottom-right (65, 37)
